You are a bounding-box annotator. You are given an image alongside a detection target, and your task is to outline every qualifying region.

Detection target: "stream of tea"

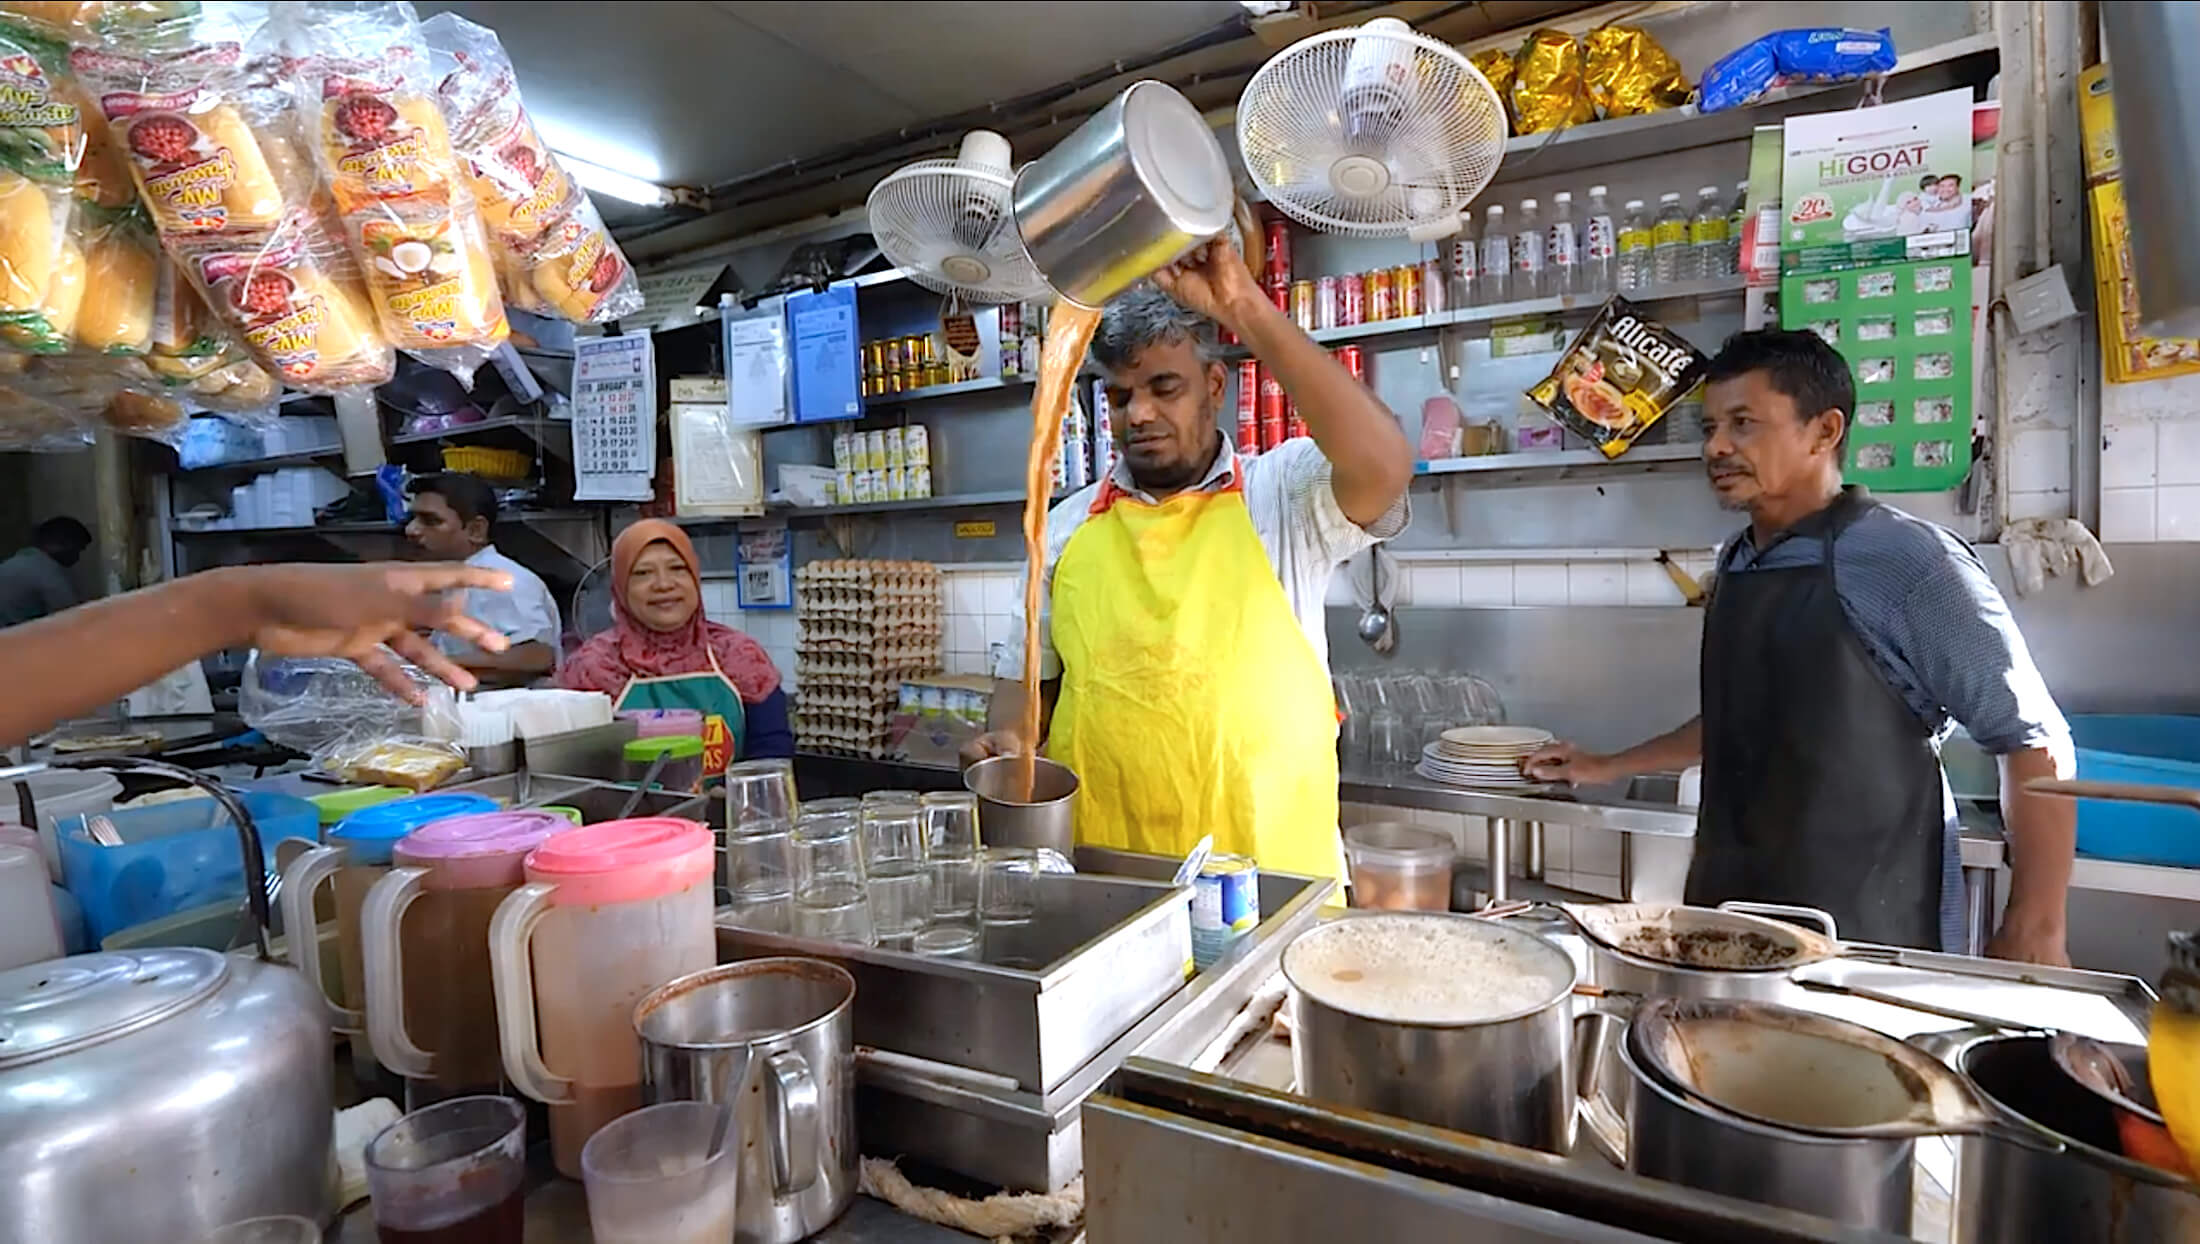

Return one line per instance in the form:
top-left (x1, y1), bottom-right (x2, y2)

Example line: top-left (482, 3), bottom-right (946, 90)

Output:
top-left (1016, 298), bottom-right (1104, 801)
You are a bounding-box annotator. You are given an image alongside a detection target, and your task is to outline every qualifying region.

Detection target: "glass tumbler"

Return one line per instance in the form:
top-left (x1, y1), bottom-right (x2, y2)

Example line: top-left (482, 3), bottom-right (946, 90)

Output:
top-left (723, 829), bottom-right (793, 932)
top-left (919, 792), bottom-right (981, 923)
top-left (364, 1095), bottom-right (526, 1244)
top-left (860, 798), bottom-right (928, 945)
top-left (724, 759), bottom-right (798, 833)
top-left (980, 846), bottom-right (1039, 924)
top-left (580, 1100), bottom-right (739, 1244)
top-left (791, 807), bottom-right (872, 946)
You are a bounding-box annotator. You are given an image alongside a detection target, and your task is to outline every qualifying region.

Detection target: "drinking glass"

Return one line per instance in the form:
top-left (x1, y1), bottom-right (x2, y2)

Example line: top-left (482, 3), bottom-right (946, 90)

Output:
top-left (723, 829), bottom-right (793, 932)
top-left (580, 1100), bottom-right (738, 1244)
top-left (919, 792), bottom-right (981, 922)
top-left (791, 881), bottom-right (875, 946)
top-left (724, 759), bottom-right (798, 835)
top-left (860, 799), bottom-right (929, 945)
top-left (188, 1219), bottom-right (321, 1244)
top-left (911, 923), bottom-right (980, 959)
top-left (980, 846), bottom-right (1039, 924)
top-left (791, 808), bottom-right (872, 946)
top-left (862, 788), bottom-right (922, 810)
top-left (1367, 708), bottom-right (1412, 768)
top-left (365, 1095), bottom-right (526, 1244)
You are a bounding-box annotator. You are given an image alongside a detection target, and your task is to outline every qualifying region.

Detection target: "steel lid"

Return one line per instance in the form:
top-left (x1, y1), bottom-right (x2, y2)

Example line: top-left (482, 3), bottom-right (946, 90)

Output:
top-left (0, 948), bottom-right (228, 1069)
top-left (1121, 80), bottom-right (1233, 234)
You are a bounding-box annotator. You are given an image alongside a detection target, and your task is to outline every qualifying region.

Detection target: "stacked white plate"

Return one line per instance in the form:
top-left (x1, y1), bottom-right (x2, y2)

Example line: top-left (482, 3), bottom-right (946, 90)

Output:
top-left (1415, 725), bottom-right (1554, 789)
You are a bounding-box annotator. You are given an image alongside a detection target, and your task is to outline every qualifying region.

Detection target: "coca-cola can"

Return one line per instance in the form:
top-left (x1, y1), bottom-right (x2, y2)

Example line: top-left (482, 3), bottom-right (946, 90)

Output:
top-left (1264, 217), bottom-right (1292, 284)
top-left (1338, 273), bottom-right (1366, 326)
top-left (1421, 257), bottom-right (1448, 314)
top-left (1258, 371), bottom-right (1288, 451)
top-left (1235, 360), bottom-right (1261, 454)
top-left (1264, 274), bottom-right (1289, 313)
top-left (1335, 344), bottom-right (1366, 382)
top-left (1286, 400), bottom-right (1309, 442)
top-left (1315, 276), bottom-right (1340, 329)
top-left (1367, 268), bottom-right (1395, 321)
top-left (1393, 263), bottom-right (1423, 318)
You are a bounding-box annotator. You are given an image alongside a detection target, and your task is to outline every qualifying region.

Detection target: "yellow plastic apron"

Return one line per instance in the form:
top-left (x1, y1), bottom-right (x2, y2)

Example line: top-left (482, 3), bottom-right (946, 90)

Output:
top-left (612, 646), bottom-right (748, 779)
top-left (1047, 468), bottom-right (1342, 881)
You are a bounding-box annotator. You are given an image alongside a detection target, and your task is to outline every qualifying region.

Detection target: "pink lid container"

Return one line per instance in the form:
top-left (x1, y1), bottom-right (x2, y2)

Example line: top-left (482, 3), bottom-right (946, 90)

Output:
top-left (619, 708), bottom-right (706, 739)
top-left (524, 817), bottom-right (712, 907)
top-left (395, 811), bottom-right (573, 890)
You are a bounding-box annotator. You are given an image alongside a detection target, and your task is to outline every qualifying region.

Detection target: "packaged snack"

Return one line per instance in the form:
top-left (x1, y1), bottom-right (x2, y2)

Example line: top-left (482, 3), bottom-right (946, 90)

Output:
top-left (0, 378), bottom-right (87, 449)
top-left (1512, 29), bottom-right (1594, 134)
top-left (1469, 48), bottom-right (1515, 132)
top-left (71, 42), bottom-right (287, 235)
top-left (0, 167), bottom-right (65, 320)
top-left (1525, 296), bottom-right (1709, 458)
top-left (520, 197), bottom-right (638, 323)
top-left (172, 211), bottom-right (393, 391)
top-left (68, 81), bottom-right (138, 212)
top-left (1582, 25), bottom-right (1688, 120)
top-left (1700, 28), bottom-right (1896, 114)
top-left (146, 254), bottom-right (238, 378)
top-left (0, 227), bottom-right (73, 349)
top-left (312, 65), bottom-right (455, 211)
top-left (352, 200), bottom-right (504, 350)
top-left (70, 215), bottom-right (156, 352)
top-left (0, 23), bottom-right (84, 185)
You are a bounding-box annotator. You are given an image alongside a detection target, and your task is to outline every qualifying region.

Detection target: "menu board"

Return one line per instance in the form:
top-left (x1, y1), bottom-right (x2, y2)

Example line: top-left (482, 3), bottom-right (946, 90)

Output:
top-left (787, 285), bottom-right (862, 423)
top-left (572, 334), bottom-right (657, 501)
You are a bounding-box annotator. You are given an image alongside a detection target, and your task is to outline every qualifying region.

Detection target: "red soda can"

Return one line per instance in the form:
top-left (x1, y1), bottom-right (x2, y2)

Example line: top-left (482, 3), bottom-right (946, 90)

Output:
top-left (1335, 344), bottom-right (1366, 381)
top-left (1289, 280), bottom-right (1317, 330)
top-left (1263, 217), bottom-right (1292, 283)
top-left (1264, 274), bottom-right (1288, 313)
top-left (1367, 268), bottom-right (1395, 320)
top-left (1337, 273), bottom-right (1366, 326)
top-left (1234, 360), bottom-right (1261, 454)
top-left (1286, 399), bottom-right (1309, 441)
top-left (1393, 263), bottom-right (1423, 318)
top-left (1315, 276), bottom-right (1339, 329)
top-left (1258, 371), bottom-right (1288, 451)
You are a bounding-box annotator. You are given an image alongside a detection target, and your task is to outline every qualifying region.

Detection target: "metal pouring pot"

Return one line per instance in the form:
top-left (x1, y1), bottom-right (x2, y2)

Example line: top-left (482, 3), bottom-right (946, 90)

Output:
top-left (963, 754), bottom-right (1078, 855)
top-left (1012, 79), bottom-right (1236, 308)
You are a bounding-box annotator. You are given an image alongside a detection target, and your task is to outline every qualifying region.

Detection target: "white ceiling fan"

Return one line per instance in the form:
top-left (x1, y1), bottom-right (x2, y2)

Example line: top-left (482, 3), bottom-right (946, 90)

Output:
top-left (866, 130), bottom-right (1049, 304)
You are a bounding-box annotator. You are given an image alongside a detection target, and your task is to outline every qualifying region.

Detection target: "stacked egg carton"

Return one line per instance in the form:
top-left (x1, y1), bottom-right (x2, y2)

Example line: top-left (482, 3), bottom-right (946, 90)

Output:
top-left (794, 559), bottom-right (943, 757)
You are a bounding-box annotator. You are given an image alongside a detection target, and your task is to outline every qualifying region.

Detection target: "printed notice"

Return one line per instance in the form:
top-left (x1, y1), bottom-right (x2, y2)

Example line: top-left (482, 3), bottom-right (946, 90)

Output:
top-left (573, 334), bottom-right (657, 501)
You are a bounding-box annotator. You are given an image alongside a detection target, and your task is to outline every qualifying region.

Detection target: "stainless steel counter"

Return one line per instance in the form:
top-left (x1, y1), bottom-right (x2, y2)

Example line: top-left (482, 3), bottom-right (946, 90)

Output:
top-left (1341, 766), bottom-right (1698, 837)
top-left (336, 1182), bottom-right (979, 1242)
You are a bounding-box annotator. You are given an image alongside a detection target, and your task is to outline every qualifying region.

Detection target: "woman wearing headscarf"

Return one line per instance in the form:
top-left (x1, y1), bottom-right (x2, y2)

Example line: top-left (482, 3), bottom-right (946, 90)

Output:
top-left (558, 519), bottom-right (794, 765)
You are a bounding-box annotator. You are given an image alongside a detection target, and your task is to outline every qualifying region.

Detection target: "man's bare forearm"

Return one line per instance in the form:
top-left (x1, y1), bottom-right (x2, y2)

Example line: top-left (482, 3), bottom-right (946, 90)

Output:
top-left (1, 570), bottom-right (246, 747)
top-left (460, 640), bottom-right (554, 686)
top-left (1998, 747), bottom-right (2074, 931)
top-left (1225, 289), bottom-right (1412, 524)
top-left (1610, 717), bottom-right (1704, 778)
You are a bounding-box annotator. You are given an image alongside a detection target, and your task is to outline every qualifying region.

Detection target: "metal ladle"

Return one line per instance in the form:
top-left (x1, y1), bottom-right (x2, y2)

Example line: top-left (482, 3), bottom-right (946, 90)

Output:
top-left (1355, 547), bottom-right (1395, 653)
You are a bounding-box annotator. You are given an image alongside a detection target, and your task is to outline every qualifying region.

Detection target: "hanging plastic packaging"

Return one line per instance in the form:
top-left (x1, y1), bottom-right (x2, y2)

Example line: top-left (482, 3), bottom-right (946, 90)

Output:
top-left (1511, 30), bottom-right (1595, 134)
top-left (1698, 28), bottom-right (1897, 114)
top-left (169, 208), bottom-right (393, 391)
top-left (1582, 25), bottom-right (1689, 119)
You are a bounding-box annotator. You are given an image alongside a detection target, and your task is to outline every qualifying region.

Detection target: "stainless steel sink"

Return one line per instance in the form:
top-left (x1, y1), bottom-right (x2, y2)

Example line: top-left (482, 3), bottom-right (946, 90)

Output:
top-left (1624, 774), bottom-right (1683, 805)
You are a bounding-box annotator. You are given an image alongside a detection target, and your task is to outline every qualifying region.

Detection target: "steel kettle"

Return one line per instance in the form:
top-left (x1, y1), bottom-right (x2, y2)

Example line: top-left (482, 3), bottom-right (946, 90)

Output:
top-left (0, 759), bottom-right (335, 1243)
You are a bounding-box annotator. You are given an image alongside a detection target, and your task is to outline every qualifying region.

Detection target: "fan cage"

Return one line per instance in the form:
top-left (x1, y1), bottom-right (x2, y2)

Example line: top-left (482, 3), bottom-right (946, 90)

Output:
top-left (866, 161), bottom-right (1048, 304)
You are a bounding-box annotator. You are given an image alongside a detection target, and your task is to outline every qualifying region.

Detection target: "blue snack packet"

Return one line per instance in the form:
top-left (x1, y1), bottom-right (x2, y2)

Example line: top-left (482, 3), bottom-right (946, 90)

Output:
top-left (1697, 27), bottom-right (1898, 113)
top-left (1698, 35), bottom-right (1779, 113)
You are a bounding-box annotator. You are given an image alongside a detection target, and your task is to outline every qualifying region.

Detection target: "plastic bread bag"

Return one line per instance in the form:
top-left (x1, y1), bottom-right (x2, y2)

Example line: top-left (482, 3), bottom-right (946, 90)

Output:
top-left (512, 195), bottom-right (639, 324)
top-left (1583, 25), bottom-right (1689, 120)
top-left (169, 208), bottom-right (394, 392)
top-left (43, 207), bottom-right (156, 354)
top-left (1511, 29), bottom-right (1595, 134)
top-left (347, 196), bottom-right (507, 376)
top-left (0, 367), bottom-right (90, 448)
top-left (0, 2), bottom-right (207, 44)
top-left (242, 651), bottom-right (464, 788)
top-left (1526, 296), bottom-right (1709, 459)
top-left (69, 40), bottom-right (289, 236)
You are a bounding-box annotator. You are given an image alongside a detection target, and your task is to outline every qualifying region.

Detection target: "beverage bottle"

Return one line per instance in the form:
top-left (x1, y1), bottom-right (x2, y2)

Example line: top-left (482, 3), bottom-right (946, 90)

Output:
top-left (1691, 185), bottom-right (1732, 279)
top-left (1728, 181), bottom-right (1749, 280)
top-left (1547, 190), bottom-right (1580, 296)
top-left (1616, 199), bottom-right (1651, 292)
top-left (1449, 218), bottom-right (1479, 308)
top-left (1513, 197), bottom-right (1546, 298)
top-left (1651, 192), bottom-right (1690, 285)
top-left (1581, 184), bottom-right (1616, 295)
top-left (1479, 204), bottom-right (1510, 304)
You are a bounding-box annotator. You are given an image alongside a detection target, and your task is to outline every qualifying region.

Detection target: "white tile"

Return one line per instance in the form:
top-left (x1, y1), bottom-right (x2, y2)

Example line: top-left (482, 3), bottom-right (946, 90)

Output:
top-left (1625, 559), bottom-right (1685, 605)
top-left (2158, 485), bottom-right (2200, 541)
top-left (943, 614), bottom-right (973, 656)
top-left (2007, 426), bottom-right (2072, 494)
top-left (946, 572), bottom-right (988, 618)
top-left (1405, 563), bottom-right (1460, 607)
top-left (980, 573), bottom-right (1018, 617)
top-left (2101, 420), bottom-right (2159, 489)
top-left (1573, 828), bottom-right (1624, 877)
top-left (1325, 566), bottom-right (1358, 607)
top-left (1457, 564), bottom-right (1515, 606)
top-left (1566, 562), bottom-right (1628, 606)
top-left (1454, 816), bottom-right (1488, 861)
top-left (2101, 486), bottom-right (2158, 542)
top-left (1512, 563), bottom-right (1570, 605)
top-left (2005, 489), bottom-right (2070, 521)
top-left (2159, 419), bottom-right (2200, 486)
top-left (984, 613), bottom-right (1024, 648)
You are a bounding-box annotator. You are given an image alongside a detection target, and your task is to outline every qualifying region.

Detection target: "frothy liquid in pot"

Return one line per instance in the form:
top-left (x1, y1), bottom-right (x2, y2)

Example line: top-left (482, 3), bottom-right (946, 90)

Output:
top-left (1285, 915), bottom-right (1570, 1024)
top-left (1017, 298), bottom-right (1103, 802)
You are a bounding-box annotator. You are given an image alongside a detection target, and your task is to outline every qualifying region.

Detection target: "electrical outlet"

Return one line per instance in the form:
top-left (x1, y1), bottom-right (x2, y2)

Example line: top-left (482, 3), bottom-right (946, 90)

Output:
top-left (2007, 264), bottom-right (2080, 335)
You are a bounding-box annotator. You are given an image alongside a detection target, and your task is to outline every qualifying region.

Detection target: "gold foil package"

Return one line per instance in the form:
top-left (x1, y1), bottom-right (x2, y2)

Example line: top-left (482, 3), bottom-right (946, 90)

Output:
top-left (1470, 48), bottom-right (1516, 132)
top-left (1584, 25), bottom-right (1689, 119)
top-left (1512, 29), bottom-right (1595, 134)
top-left (1526, 296), bottom-right (1709, 459)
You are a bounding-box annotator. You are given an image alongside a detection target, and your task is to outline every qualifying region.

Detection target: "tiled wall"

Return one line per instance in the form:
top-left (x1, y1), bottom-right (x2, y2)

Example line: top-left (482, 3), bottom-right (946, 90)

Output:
top-left (941, 564), bottom-right (1026, 678)
top-left (2098, 375), bottom-right (2200, 541)
top-left (697, 579), bottom-right (803, 694)
top-left (1338, 550), bottom-right (1724, 609)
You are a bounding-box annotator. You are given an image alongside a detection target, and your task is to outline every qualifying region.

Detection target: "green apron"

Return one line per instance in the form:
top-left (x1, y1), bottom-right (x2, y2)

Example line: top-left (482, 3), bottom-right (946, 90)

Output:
top-left (611, 646), bottom-right (748, 780)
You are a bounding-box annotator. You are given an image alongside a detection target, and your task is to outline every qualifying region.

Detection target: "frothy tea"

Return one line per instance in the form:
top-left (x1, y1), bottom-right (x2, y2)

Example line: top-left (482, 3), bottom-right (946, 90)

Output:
top-left (1017, 298), bottom-right (1103, 801)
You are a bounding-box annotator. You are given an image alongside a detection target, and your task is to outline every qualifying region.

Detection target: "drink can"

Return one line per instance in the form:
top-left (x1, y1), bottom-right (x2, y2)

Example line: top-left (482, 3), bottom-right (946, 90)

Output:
top-left (1234, 360), bottom-right (1261, 454)
top-left (1258, 371), bottom-right (1288, 451)
top-left (1421, 257), bottom-right (1447, 314)
top-left (1393, 263), bottom-right (1423, 318)
top-left (1286, 399), bottom-right (1308, 442)
top-left (1367, 268), bottom-right (1395, 320)
top-left (1289, 279), bottom-right (1317, 330)
top-left (1315, 276), bottom-right (1340, 329)
top-left (1338, 273), bottom-right (1366, 326)
top-left (1263, 274), bottom-right (1288, 313)
top-left (1335, 344), bottom-right (1366, 381)
top-left (865, 429), bottom-right (888, 471)
top-left (904, 423), bottom-right (930, 467)
top-left (1192, 853), bottom-right (1260, 968)
top-left (884, 426), bottom-right (906, 469)
top-left (1263, 217), bottom-right (1292, 283)
top-left (1090, 387), bottom-right (1114, 474)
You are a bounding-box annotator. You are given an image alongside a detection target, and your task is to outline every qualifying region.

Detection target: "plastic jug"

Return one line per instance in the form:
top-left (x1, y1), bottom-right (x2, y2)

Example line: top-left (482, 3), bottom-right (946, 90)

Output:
top-left (360, 810), bottom-right (573, 1109)
top-left (279, 793), bottom-right (496, 1081)
top-left (489, 817), bottom-right (716, 1177)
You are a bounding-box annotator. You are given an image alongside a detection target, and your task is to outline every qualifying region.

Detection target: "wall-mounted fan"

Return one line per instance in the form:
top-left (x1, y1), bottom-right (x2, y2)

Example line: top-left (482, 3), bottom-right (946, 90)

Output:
top-left (866, 130), bottom-right (1049, 303)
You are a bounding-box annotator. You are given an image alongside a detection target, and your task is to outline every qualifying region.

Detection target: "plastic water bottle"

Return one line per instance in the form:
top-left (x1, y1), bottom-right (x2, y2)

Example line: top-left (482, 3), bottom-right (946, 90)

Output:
top-left (1651, 192), bottom-right (1690, 285)
top-left (1728, 181), bottom-right (1749, 280)
top-left (1448, 224), bottom-right (1479, 309)
top-left (1582, 185), bottom-right (1616, 296)
top-left (1691, 185), bottom-right (1732, 280)
top-left (1616, 199), bottom-right (1651, 292)
top-left (1514, 197), bottom-right (1546, 298)
top-left (1547, 191), bottom-right (1581, 296)
top-left (1479, 204), bottom-right (1510, 304)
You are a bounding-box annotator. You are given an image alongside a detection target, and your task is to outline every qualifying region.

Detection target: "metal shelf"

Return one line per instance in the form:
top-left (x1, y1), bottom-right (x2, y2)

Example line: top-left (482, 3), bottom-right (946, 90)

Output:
top-left (169, 509), bottom-right (597, 538)
top-left (1416, 442), bottom-right (1703, 488)
top-left (1223, 276), bottom-right (1747, 358)
top-left (869, 374), bottom-right (1035, 405)
top-left (768, 488), bottom-right (1053, 519)
top-left (171, 447), bottom-right (344, 473)
top-left (389, 414), bottom-right (573, 462)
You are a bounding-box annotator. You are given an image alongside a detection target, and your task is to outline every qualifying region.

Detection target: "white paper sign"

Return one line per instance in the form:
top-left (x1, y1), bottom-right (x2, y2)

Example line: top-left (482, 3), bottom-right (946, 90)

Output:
top-left (724, 305), bottom-right (790, 427)
top-left (572, 334), bottom-right (657, 501)
top-left (635, 263), bottom-right (727, 332)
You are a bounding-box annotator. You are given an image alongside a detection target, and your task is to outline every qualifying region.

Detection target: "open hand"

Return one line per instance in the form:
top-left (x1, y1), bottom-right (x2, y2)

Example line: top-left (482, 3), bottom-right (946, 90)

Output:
top-left (239, 562), bottom-right (512, 701)
top-left (959, 730), bottom-right (1028, 770)
top-left (1151, 236), bottom-right (1263, 334)
top-left (1523, 741), bottom-right (1621, 786)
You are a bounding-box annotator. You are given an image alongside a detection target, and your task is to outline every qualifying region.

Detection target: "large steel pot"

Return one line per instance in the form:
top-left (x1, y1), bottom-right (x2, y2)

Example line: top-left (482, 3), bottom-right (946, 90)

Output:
top-left (1012, 80), bottom-right (1235, 309)
top-left (1283, 911), bottom-right (1577, 1152)
top-left (1934, 1029), bottom-right (2200, 1241)
top-left (0, 759), bottom-right (334, 1244)
top-left (636, 958), bottom-right (857, 1244)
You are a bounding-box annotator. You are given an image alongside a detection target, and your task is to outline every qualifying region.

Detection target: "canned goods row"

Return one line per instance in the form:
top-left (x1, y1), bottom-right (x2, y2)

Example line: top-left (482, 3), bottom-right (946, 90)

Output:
top-left (862, 333), bottom-right (976, 397)
top-left (1303, 260), bottom-right (1447, 331)
top-left (832, 466), bottom-right (935, 505)
top-left (1231, 349), bottom-right (1365, 455)
top-left (833, 426), bottom-right (932, 473)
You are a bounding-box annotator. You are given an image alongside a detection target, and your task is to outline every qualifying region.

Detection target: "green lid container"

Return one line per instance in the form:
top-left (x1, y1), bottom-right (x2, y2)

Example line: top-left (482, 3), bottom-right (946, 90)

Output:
top-left (307, 785), bottom-right (406, 827)
top-left (624, 736), bottom-right (704, 761)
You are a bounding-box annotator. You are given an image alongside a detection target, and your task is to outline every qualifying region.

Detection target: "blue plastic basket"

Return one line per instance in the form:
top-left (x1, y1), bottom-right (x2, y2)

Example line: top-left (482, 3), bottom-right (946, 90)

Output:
top-left (58, 791), bottom-right (320, 942)
top-left (2069, 714), bottom-right (2200, 867)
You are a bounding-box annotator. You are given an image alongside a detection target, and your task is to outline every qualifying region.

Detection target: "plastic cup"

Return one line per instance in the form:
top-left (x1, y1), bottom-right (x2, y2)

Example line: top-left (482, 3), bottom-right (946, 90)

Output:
top-left (364, 1095), bottom-right (526, 1244)
top-left (580, 1101), bottom-right (738, 1244)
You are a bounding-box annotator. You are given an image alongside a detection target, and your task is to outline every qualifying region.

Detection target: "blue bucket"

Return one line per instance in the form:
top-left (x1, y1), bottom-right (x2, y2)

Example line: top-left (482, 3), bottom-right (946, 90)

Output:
top-left (2069, 714), bottom-right (2200, 867)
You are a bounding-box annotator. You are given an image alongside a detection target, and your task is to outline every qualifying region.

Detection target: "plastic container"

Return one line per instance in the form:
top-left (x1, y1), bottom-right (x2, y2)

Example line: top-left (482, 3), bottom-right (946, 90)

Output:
top-left (2065, 715), bottom-right (2200, 866)
top-left (0, 844), bottom-right (62, 969)
top-left (580, 1101), bottom-right (739, 1244)
top-left (309, 785), bottom-right (407, 827)
top-left (5, 769), bottom-right (122, 882)
top-left (1343, 822), bottom-right (1456, 911)
top-left (618, 708), bottom-right (705, 740)
top-left (58, 791), bottom-right (317, 943)
top-left (624, 736), bottom-right (705, 793)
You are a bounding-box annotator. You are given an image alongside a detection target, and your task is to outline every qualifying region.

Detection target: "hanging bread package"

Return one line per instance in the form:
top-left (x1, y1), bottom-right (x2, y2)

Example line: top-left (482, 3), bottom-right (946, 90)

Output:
top-left (421, 11), bottom-right (642, 324)
top-left (285, 0), bottom-right (507, 384)
top-left (0, 19), bottom-right (83, 352)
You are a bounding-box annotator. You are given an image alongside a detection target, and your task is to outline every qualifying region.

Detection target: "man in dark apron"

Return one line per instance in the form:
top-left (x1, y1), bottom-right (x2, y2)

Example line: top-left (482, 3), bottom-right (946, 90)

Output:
top-left (1529, 330), bottom-right (2076, 961)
